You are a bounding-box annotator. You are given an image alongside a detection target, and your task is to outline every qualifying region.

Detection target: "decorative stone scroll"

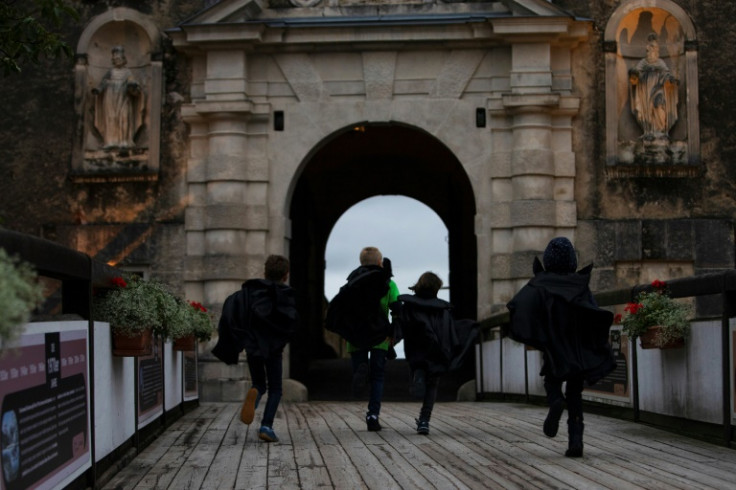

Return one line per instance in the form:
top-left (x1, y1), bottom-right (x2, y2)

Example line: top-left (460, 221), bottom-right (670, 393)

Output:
top-left (605, 1), bottom-right (699, 175)
top-left (71, 9), bottom-right (162, 182)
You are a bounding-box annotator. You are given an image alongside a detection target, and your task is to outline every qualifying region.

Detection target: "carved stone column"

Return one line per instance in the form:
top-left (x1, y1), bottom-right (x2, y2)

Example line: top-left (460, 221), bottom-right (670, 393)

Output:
top-left (489, 42), bottom-right (580, 309)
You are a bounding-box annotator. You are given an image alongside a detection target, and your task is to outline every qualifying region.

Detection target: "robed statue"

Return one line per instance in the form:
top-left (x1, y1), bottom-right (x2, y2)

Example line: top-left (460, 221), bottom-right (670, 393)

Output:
top-left (92, 46), bottom-right (145, 150)
top-left (628, 33), bottom-right (678, 140)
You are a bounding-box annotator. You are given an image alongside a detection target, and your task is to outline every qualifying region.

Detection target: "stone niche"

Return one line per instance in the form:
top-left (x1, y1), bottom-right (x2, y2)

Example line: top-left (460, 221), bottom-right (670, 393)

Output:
top-left (71, 9), bottom-right (162, 182)
top-left (604, 1), bottom-right (699, 177)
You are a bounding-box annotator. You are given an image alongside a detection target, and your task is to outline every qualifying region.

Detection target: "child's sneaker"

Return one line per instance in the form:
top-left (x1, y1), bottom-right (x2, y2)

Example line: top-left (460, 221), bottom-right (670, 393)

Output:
top-left (416, 418), bottom-right (429, 435)
top-left (240, 387), bottom-right (259, 425)
top-left (258, 425), bottom-right (279, 442)
top-left (366, 413), bottom-right (382, 432)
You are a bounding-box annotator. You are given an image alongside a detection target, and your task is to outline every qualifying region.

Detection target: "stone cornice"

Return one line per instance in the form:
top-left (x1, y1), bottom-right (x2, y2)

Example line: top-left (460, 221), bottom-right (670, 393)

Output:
top-left (169, 12), bottom-right (590, 50)
top-left (488, 94), bottom-right (579, 116)
top-left (181, 100), bottom-right (271, 123)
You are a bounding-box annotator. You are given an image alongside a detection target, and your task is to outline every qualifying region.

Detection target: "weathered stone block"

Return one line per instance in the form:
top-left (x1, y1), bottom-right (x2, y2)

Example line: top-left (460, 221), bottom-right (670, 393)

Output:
top-left (595, 220), bottom-right (616, 267)
top-left (206, 230), bottom-right (247, 255)
top-left (642, 220), bottom-right (666, 259)
top-left (207, 182), bottom-right (247, 204)
top-left (694, 220), bottom-right (735, 267)
top-left (199, 360), bottom-right (247, 381)
top-left (615, 221), bottom-right (641, 261)
top-left (202, 255), bottom-right (250, 280)
top-left (282, 378), bottom-right (309, 402)
top-left (511, 149), bottom-right (554, 176)
top-left (185, 207), bottom-right (206, 231)
top-left (510, 200), bottom-right (556, 227)
top-left (207, 154), bottom-right (249, 181)
top-left (205, 204), bottom-right (249, 229)
top-left (668, 220), bottom-right (694, 261)
top-left (512, 175), bottom-right (554, 200)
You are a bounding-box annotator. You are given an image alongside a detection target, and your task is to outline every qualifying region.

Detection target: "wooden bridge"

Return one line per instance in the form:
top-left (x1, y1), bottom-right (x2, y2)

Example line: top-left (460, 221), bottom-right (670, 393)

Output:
top-left (102, 401), bottom-right (736, 489)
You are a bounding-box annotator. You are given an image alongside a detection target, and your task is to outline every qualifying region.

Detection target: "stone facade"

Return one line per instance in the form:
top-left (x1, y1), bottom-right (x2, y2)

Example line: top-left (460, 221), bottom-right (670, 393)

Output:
top-left (0, 0), bottom-right (734, 401)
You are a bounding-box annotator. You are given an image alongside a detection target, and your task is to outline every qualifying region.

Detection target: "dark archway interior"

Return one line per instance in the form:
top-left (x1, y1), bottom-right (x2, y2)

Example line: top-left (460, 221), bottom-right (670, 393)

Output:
top-left (289, 123), bottom-right (477, 399)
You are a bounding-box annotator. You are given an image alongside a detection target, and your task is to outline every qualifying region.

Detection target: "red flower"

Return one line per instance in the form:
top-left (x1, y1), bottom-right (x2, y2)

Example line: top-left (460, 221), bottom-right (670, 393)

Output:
top-left (651, 279), bottom-right (666, 290)
top-left (614, 313), bottom-right (622, 324)
top-left (624, 302), bottom-right (643, 315)
top-left (111, 277), bottom-right (127, 288)
top-left (189, 301), bottom-right (207, 312)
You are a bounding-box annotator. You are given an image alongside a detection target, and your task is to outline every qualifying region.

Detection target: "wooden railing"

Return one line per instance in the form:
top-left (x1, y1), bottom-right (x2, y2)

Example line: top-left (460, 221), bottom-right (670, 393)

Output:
top-left (0, 229), bottom-right (197, 489)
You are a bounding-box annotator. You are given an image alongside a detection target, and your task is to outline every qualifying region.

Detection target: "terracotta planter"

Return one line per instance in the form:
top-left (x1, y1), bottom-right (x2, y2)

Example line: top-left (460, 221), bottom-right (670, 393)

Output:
top-left (639, 325), bottom-right (685, 350)
top-left (173, 334), bottom-right (196, 352)
top-left (112, 328), bottom-right (153, 357)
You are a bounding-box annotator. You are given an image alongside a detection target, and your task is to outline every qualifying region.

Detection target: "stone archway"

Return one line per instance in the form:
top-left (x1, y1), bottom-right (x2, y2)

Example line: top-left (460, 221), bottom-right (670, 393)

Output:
top-left (287, 123), bottom-right (477, 393)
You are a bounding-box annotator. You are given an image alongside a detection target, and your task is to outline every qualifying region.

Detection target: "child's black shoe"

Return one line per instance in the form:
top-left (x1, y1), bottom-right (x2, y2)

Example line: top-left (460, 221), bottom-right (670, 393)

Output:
top-left (366, 413), bottom-right (382, 432)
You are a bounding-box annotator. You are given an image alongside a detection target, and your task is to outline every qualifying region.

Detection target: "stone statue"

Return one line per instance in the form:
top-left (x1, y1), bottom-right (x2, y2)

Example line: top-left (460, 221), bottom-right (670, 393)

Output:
top-left (92, 46), bottom-right (145, 150)
top-left (628, 33), bottom-right (678, 140)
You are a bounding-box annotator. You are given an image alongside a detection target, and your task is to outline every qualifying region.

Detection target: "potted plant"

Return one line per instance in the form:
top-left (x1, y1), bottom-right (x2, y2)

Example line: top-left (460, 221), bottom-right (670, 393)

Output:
top-left (0, 249), bottom-right (44, 351)
top-left (619, 279), bottom-right (692, 349)
top-left (94, 275), bottom-right (179, 356)
top-left (168, 300), bottom-right (214, 351)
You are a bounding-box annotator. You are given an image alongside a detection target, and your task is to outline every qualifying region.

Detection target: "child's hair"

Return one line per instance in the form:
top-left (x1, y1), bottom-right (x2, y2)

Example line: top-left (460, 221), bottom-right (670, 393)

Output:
top-left (409, 272), bottom-right (443, 298)
top-left (359, 247), bottom-right (383, 266)
top-left (265, 254), bottom-right (290, 282)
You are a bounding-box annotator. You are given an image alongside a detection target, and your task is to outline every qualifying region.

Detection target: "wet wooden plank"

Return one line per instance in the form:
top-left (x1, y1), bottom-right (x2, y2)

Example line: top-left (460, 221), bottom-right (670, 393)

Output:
top-left (101, 401), bottom-right (736, 490)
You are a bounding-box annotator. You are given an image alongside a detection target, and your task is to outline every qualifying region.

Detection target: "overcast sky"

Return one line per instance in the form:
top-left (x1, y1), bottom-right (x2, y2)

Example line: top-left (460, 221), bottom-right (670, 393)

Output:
top-left (324, 195), bottom-right (450, 302)
top-left (324, 195), bottom-right (450, 357)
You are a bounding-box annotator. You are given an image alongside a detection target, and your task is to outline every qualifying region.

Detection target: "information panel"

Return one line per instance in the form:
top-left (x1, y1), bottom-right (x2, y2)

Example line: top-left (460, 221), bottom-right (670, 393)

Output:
top-left (137, 337), bottom-right (163, 428)
top-left (0, 322), bottom-right (90, 490)
top-left (183, 350), bottom-right (197, 402)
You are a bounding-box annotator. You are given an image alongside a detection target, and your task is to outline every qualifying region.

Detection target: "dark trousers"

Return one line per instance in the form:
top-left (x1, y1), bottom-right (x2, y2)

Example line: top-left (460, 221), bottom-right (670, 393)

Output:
top-left (419, 374), bottom-right (440, 422)
top-left (351, 348), bottom-right (387, 416)
top-left (247, 351), bottom-right (283, 428)
top-left (544, 374), bottom-right (584, 421)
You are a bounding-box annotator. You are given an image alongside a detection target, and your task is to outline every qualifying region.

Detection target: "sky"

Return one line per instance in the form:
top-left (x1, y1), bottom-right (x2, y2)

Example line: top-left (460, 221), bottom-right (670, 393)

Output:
top-left (324, 195), bottom-right (450, 358)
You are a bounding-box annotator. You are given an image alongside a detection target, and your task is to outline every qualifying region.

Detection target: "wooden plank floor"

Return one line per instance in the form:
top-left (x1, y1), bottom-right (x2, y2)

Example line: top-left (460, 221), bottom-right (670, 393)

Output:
top-left (102, 401), bottom-right (736, 489)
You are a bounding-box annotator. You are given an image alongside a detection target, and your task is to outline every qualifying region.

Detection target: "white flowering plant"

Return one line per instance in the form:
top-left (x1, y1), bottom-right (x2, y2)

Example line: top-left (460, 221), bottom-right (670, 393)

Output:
top-left (93, 275), bottom-right (179, 338)
top-left (166, 299), bottom-right (214, 341)
top-left (618, 279), bottom-right (692, 347)
top-left (0, 248), bottom-right (44, 345)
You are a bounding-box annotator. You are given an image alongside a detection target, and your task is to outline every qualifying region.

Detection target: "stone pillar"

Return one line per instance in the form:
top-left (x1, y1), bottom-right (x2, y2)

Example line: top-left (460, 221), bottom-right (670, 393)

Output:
top-left (488, 42), bottom-right (579, 309)
top-left (182, 47), bottom-right (275, 401)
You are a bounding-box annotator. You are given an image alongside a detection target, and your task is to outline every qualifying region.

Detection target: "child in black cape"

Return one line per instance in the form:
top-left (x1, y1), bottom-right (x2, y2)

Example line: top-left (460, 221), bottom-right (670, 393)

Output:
top-left (325, 247), bottom-right (399, 432)
top-left (212, 254), bottom-right (300, 443)
top-left (392, 272), bottom-right (478, 435)
top-left (506, 237), bottom-right (616, 457)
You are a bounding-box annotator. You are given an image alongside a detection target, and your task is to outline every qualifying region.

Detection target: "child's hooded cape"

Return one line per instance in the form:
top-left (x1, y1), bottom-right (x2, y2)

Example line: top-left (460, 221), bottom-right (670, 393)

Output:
top-left (325, 265), bottom-right (393, 349)
top-left (506, 258), bottom-right (616, 384)
top-left (212, 279), bottom-right (299, 364)
top-left (393, 295), bottom-right (479, 375)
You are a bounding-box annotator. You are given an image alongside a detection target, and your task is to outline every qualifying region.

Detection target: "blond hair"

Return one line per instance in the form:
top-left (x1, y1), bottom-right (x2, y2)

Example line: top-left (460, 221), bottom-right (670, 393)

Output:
top-left (359, 247), bottom-right (382, 266)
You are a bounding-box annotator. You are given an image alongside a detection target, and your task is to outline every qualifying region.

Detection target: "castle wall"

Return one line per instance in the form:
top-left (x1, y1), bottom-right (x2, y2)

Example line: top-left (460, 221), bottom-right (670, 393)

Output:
top-left (0, 0), bottom-right (734, 401)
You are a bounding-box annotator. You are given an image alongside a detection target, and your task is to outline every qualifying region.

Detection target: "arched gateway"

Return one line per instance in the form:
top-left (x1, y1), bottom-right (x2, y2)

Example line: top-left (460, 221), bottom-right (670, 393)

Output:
top-left (169, 0), bottom-right (588, 399)
top-left (289, 123), bottom-right (477, 381)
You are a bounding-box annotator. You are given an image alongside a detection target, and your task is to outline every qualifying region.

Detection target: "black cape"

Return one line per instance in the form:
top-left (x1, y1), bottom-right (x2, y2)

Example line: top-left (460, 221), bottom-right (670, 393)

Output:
top-left (393, 295), bottom-right (479, 376)
top-left (212, 279), bottom-right (300, 364)
top-left (324, 265), bottom-right (392, 349)
top-left (506, 259), bottom-right (616, 384)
